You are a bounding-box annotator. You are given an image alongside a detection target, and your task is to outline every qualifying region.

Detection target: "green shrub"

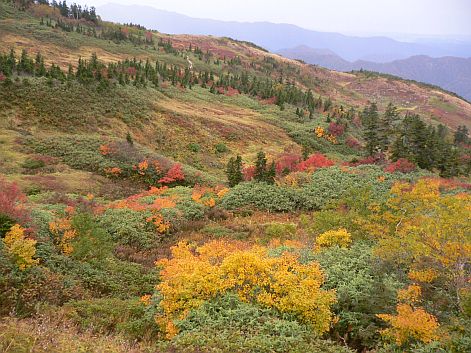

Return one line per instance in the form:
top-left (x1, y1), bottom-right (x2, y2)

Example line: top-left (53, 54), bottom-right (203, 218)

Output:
top-left (214, 143), bottom-right (229, 154)
top-left (200, 224), bottom-right (249, 240)
top-left (263, 222), bottom-right (297, 242)
top-left (71, 213), bottom-right (114, 262)
top-left (160, 294), bottom-right (353, 353)
top-left (98, 208), bottom-right (157, 250)
top-left (21, 158), bottom-right (45, 170)
top-left (221, 182), bottom-right (302, 212)
top-left (187, 143), bottom-right (201, 153)
top-left (304, 242), bottom-right (403, 349)
top-left (300, 209), bottom-right (368, 240)
top-left (175, 198), bottom-right (205, 220)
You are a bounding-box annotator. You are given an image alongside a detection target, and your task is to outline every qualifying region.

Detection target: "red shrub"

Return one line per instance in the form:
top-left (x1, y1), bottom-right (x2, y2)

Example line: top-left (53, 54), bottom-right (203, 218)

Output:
top-left (385, 159), bottom-right (416, 173)
top-left (346, 136), bottom-right (361, 149)
top-left (0, 178), bottom-right (31, 230)
top-left (126, 67), bottom-right (137, 77)
top-left (242, 165), bottom-right (256, 181)
top-left (158, 164), bottom-right (185, 184)
top-left (296, 153), bottom-right (334, 172)
top-left (328, 122), bottom-right (345, 137)
top-left (225, 87), bottom-right (240, 96)
top-left (275, 153), bottom-right (302, 175)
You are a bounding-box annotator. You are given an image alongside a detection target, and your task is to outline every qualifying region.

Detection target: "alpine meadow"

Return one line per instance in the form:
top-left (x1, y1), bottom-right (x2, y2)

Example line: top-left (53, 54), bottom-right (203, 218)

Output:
top-left (0, 1), bottom-right (470, 352)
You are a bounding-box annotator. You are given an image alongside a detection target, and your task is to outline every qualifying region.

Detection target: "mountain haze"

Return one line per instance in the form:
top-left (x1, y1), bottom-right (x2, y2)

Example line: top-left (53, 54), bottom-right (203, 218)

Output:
top-left (278, 45), bottom-right (471, 101)
top-left (97, 3), bottom-right (471, 62)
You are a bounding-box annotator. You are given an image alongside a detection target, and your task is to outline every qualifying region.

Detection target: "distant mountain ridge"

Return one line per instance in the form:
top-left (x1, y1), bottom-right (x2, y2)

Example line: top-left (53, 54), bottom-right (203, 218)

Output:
top-left (97, 3), bottom-right (471, 63)
top-left (278, 45), bottom-right (471, 101)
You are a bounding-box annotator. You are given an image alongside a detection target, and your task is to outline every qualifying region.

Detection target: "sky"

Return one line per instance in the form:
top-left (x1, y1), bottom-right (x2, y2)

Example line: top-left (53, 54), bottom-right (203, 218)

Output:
top-left (75, 0), bottom-right (471, 38)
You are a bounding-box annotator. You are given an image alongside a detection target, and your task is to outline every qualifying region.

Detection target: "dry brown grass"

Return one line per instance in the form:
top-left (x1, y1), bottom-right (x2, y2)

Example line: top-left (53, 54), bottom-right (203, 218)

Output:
top-left (0, 314), bottom-right (146, 353)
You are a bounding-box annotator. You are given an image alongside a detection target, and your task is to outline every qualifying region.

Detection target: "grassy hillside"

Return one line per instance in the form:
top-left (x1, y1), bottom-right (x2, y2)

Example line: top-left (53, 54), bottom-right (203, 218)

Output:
top-left (1, 2), bottom-right (470, 353)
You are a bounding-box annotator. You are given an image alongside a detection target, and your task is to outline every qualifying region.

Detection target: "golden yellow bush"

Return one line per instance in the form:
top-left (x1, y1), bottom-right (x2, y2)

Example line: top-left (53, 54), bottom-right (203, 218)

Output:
top-left (377, 303), bottom-right (439, 345)
top-left (408, 269), bottom-right (439, 283)
top-left (3, 224), bottom-right (39, 270)
top-left (397, 285), bottom-right (422, 304)
top-left (315, 228), bottom-right (352, 248)
top-left (49, 217), bottom-right (77, 255)
top-left (156, 240), bottom-right (336, 338)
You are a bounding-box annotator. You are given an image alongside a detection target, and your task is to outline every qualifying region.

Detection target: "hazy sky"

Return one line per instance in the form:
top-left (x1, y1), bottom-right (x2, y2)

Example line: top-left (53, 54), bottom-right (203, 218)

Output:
top-left (76, 0), bottom-right (471, 37)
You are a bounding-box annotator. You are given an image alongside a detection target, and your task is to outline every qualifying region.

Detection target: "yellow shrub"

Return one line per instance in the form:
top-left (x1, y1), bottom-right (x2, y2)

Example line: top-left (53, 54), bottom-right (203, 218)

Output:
top-left (3, 224), bottom-right (39, 270)
top-left (156, 240), bottom-right (336, 338)
top-left (377, 304), bottom-right (439, 345)
top-left (49, 217), bottom-right (76, 255)
top-left (397, 285), bottom-right (422, 304)
top-left (408, 269), bottom-right (438, 283)
top-left (316, 228), bottom-right (352, 248)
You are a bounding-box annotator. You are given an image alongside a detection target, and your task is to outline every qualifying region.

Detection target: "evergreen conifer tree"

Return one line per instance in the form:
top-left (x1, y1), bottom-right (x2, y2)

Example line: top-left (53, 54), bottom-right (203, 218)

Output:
top-left (254, 151), bottom-right (268, 182)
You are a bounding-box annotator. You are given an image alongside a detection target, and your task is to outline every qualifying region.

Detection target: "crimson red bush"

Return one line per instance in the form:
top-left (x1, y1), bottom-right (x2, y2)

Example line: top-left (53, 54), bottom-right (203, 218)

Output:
top-left (328, 122), bottom-right (345, 137)
top-left (275, 153), bottom-right (302, 175)
top-left (297, 153), bottom-right (334, 172)
top-left (0, 178), bottom-right (31, 235)
top-left (385, 159), bottom-right (416, 173)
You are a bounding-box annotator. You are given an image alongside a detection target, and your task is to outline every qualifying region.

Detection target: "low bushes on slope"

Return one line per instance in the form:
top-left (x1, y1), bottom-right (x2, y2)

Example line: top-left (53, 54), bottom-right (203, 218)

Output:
top-left (160, 294), bottom-right (354, 353)
top-left (221, 165), bottom-right (429, 212)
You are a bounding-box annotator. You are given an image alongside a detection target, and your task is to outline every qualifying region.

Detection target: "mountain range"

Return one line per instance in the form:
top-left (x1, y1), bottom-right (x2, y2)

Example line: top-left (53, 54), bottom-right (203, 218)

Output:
top-left (278, 46), bottom-right (471, 101)
top-left (97, 3), bottom-right (471, 63)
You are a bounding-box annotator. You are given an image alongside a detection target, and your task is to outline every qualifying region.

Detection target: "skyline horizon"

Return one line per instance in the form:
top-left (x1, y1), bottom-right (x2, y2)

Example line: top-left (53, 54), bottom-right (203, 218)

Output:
top-left (71, 0), bottom-right (471, 41)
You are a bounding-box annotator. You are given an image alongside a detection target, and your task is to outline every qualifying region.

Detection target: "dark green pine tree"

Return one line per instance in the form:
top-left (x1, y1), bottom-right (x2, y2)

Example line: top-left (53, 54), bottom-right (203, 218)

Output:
top-left (233, 155), bottom-right (243, 186)
top-left (454, 125), bottom-right (469, 145)
top-left (126, 132), bottom-right (134, 146)
top-left (226, 156), bottom-right (244, 187)
top-left (265, 161), bottom-right (276, 185)
top-left (438, 144), bottom-right (461, 177)
top-left (363, 102), bottom-right (380, 155)
top-left (254, 151), bottom-right (268, 182)
top-left (378, 103), bottom-right (398, 152)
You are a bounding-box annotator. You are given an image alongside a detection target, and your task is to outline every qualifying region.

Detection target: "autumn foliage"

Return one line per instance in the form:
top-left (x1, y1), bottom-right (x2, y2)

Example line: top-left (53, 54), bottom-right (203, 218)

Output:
top-left (0, 178), bottom-right (31, 235)
top-left (3, 224), bottom-right (39, 270)
top-left (384, 158), bottom-right (416, 173)
top-left (377, 304), bottom-right (440, 345)
top-left (328, 122), bottom-right (345, 137)
top-left (315, 228), bottom-right (352, 249)
top-left (158, 164), bottom-right (185, 185)
top-left (297, 153), bottom-right (335, 172)
top-left (156, 240), bottom-right (336, 338)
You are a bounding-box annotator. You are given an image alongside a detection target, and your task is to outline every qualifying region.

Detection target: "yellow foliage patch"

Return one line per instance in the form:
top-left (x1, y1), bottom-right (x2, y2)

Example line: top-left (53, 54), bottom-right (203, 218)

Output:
top-left (49, 213), bottom-right (77, 255)
top-left (408, 269), bottom-right (439, 283)
top-left (156, 240), bottom-right (336, 338)
top-left (377, 304), bottom-right (439, 345)
top-left (3, 224), bottom-right (39, 270)
top-left (316, 228), bottom-right (352, 249)
top-left (397, 285), bottom-right (422, 304)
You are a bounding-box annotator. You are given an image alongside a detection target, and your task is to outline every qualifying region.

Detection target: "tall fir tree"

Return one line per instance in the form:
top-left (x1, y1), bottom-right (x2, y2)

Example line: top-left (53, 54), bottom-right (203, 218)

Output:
top-left (454, 125), bottom-right (469, 145)
top-left (377, 103), bottom-right (398, 152)
top-left (363, 102), bottom-right (380, 155)
top-left (266, 161), bottom-right (276, 185)
top-left (226, 156), bottom-right (243, 187)
top-left (254, 151), bottom-right (268, 182)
